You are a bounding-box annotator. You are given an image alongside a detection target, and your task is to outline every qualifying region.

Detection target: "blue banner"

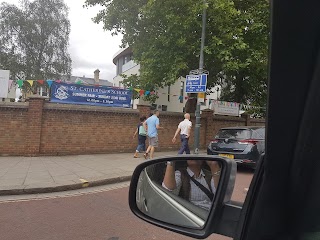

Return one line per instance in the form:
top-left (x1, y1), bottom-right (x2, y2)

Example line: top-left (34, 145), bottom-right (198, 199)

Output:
top-left (50, 82), bottom-right (132, 108)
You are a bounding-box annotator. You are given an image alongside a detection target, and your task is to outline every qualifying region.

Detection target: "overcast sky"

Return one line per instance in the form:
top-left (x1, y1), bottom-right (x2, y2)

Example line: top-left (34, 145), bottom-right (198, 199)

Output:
top-left (2, 0), bottom-right (123, 83)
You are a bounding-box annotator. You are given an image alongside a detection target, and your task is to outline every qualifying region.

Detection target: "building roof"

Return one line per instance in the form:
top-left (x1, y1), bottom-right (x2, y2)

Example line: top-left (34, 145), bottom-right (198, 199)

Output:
top-left (113, 47), bottom-right (133, 64)
top-left (61, 75), bottom-right (113, 87)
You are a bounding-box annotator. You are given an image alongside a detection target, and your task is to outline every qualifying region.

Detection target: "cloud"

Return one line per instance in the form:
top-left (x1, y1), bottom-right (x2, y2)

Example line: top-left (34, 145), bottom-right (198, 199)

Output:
top-left (69, 44), bottom-right (117, 81)
top-left (67, 1), bottom-right (122, 82)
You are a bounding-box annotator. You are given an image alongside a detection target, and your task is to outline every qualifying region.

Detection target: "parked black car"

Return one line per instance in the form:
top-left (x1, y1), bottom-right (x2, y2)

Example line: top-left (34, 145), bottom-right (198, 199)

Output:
top-left (207, 126), bottom-right (265, 169)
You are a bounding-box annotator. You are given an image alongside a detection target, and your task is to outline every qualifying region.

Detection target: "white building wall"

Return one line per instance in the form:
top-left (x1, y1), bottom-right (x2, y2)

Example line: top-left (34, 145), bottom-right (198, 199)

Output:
top-left (200, 86), bottom-right (221, 110)
top-left (154, 77), bottom-right (185, 112)
top-left (2, 84), bottom-right (16, 102)
top-left (154, 81), bottom-right (220, 112)
top-left (113, 62), bottom-right (140, 88)
top-left (7, 84), bottom-right (16, 99)
top-left (114, 66), bottom-right (220, 112)
top-left (112, 48), bottom-right (221, 113)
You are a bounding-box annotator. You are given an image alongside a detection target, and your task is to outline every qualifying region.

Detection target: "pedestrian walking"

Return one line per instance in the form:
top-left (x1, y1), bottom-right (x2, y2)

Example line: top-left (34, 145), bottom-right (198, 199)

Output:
top-left (133, 116), bottom-right (147, 158)
top-left (144, 110), bottom-right (162, 159)
top-left (172, 113), bottom-right (192, 154)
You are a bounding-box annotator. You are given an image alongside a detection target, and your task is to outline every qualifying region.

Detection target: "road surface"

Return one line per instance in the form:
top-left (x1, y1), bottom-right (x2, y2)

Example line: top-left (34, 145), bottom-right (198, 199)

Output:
top-left (0, 168), bottom-right (253, 240)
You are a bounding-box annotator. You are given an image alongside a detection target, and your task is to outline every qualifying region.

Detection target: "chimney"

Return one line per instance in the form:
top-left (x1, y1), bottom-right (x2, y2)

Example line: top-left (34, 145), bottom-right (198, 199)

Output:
top-left (94, 69), bottom-right (100, 83)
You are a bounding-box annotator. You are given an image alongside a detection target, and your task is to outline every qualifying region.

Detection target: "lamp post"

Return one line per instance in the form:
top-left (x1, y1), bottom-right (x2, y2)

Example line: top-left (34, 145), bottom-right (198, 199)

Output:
top-left (193, 0), bottom-right (207, 154)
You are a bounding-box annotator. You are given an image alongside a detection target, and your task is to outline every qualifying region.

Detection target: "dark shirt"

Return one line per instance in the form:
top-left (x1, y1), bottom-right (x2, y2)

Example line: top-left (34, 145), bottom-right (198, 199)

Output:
top-left (137, 123), bottom-right (142, 134)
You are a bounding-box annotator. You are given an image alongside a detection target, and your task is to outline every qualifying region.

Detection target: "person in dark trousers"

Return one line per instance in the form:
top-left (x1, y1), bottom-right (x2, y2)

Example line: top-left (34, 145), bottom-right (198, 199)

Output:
top-left (172, 113), bottom-right (192, 154)
top-left (133, 116), bottom-right (147, 158)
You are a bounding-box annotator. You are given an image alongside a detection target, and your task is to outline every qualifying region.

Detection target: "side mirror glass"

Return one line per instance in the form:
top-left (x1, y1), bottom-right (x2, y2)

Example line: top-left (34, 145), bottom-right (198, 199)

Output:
top-left (129, 156), bottom-right (237, 238)
top-left (136, 160), bottom-right (221, 228)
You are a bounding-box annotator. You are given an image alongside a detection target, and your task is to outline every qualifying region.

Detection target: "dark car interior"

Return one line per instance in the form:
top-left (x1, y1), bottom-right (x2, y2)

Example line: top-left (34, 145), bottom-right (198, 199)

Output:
top-left (130, 1), bottom-right (320, 240)
top-left (144, 161), bottom-right (212, 220)
top-left (145, 160), bottom-right (216, 185)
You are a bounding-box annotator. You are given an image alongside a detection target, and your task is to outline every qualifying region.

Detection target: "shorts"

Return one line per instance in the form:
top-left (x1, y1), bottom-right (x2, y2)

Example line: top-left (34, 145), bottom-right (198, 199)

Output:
top-left (148, 136), bottom-right (159, 147)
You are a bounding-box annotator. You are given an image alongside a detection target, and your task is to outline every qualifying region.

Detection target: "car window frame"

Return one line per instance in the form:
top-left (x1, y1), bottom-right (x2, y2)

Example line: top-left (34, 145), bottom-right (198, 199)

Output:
top-left (234, 1), bottom-right (320, 240)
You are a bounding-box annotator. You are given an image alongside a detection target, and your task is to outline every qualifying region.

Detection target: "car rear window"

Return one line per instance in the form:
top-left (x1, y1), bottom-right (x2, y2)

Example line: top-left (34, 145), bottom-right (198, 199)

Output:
top-left (215, 129), bottom-right (251, 139)
top-left (252, 128), bottom-right (265, 139)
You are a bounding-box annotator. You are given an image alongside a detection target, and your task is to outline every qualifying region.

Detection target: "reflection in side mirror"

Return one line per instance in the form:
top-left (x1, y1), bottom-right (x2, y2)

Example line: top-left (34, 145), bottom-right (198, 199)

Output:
top-left (135, 159), bottom-right (223, 229)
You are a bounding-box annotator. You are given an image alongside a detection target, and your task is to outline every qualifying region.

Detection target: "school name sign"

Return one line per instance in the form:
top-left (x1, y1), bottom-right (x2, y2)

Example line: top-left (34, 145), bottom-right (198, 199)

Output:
top-left (50, 82), bottom-right (132, 108)
top-left (211, 100), bottom-right (240, 116)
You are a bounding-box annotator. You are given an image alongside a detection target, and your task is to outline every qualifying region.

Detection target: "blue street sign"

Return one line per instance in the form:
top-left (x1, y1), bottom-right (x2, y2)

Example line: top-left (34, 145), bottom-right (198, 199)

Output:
top-left (185, 74), bottom-right (207, 93)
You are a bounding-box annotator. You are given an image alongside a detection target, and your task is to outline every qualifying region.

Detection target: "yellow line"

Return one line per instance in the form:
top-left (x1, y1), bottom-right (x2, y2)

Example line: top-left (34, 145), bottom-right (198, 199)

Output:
top-left (79, 178), bottom-right (89, 188)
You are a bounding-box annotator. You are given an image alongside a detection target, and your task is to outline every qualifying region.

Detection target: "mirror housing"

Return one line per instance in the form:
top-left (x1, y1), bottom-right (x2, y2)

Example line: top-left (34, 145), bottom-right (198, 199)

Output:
top-left (129, 155), bottom-right (237, 239)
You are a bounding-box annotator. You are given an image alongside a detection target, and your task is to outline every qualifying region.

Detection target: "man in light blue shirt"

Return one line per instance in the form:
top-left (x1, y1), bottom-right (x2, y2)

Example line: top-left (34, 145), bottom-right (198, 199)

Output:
top-left (144, 110), bottom-right (162, 159)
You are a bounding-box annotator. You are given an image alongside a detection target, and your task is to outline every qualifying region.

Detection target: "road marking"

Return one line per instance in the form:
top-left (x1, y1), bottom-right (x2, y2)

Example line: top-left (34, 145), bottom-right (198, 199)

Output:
top-left (0, 182), bottom-right (130, 204)
top-left (80, 178), bottom-right (89, 188)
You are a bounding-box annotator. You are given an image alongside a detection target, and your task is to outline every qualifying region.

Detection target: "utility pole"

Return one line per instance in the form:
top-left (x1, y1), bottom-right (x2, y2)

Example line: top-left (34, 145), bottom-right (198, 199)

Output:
top-left (193, 0), bottom-right (207, 154)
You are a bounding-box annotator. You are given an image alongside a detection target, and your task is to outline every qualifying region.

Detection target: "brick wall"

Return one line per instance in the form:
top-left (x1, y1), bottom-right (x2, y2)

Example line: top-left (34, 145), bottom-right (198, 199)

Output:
top-left (0, 103), bottom-right (28, 155)
top-left (40, 102), bottom-right (140, 155)
top-left (25, 98), bottom-right (44, 155)
top-left (250, 118), bottom-right (266, 126)
top-left (0, 98), bottom-right (265, 156)
top-left (154, 112), bottom-right (207, 151)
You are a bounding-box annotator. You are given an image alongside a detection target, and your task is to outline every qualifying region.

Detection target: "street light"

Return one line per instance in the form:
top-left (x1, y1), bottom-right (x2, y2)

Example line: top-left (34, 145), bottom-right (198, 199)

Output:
top-left (192, 0), bottom-right (207, 154)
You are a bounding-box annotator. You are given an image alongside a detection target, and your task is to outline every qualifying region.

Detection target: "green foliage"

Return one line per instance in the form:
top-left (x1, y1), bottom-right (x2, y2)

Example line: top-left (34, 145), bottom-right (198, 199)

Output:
top-left (85, 0), bottom-right (269, 114)
top-left (121, 73), bottom-right (158, 103)
top-left (0, 0), bottom-right (72, 80)
top-left (121, 74), bottom-right (141, 101)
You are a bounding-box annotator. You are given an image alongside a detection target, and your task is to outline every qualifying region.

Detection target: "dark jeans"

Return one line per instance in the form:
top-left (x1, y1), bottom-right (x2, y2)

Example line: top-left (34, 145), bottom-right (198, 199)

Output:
top-left (136, 135), bottom-right (146, 152)
top-left (178, 134), bottom-right (190, 154)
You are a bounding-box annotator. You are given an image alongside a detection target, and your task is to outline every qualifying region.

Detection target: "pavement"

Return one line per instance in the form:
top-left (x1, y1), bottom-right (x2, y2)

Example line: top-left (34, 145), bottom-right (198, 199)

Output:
top-left (0, 151), bottom-right (178, 196)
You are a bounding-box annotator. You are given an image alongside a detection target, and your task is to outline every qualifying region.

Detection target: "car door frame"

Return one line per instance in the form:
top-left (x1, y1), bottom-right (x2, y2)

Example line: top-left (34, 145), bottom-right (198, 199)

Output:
top-left (233, 1), bottom-right (320, 239)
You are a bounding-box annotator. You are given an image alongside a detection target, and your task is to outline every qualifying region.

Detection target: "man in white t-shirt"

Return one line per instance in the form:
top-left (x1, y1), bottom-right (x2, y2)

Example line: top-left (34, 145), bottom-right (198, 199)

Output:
top-left (172, 113), bottom-right (192, 154)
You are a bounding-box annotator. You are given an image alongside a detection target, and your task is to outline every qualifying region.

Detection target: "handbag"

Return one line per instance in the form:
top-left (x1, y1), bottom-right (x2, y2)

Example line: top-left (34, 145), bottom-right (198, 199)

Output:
top-left (139, 125), bottom-right (147, 136)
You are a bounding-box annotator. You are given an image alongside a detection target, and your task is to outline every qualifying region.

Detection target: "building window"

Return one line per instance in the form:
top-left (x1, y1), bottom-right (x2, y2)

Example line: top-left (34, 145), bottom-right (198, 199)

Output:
top-left (162, 105), bottom-right (167, 111)
top-left (116, 59), bottom-right (120, 75)
top-left (37, 86), bottom-right (48, 97)
top-left (151, 104), bottom-right (157, 110)
top-left (180, 81), bottom-right (184, 103)
top-left (124, 54), bottom-right (132, 64)
top-left (168, 86), bottom-right (170, 102)
top-left (116, 58), bottom-right (124, 75)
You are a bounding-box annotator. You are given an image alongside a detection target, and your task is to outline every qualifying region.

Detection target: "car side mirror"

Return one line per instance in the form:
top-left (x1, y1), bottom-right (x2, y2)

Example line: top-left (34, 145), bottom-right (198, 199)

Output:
top-left (129, 155), bottom-right (237, 239)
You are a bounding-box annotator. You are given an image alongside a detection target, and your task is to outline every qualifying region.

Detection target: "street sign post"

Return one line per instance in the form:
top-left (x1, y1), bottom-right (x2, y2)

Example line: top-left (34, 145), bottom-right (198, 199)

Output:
top-left (185, 74), bottom-right (207, 93)
top-left (185, 74), bottom-right (207, 155)
top-left (191, 0), bottom-right (207, 155)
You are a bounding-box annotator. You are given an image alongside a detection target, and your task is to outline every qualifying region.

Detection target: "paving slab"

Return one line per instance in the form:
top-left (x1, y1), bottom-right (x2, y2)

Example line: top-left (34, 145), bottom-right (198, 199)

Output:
top-left (0, 151), bottom-right (178, 195)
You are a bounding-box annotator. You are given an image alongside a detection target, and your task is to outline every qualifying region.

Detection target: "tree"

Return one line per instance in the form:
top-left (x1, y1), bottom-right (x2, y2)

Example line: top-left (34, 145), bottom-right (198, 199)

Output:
top-left (85, 0), bottom-right (269, 115)
top-left (0, 0), bottom-right (72, 81)
top-left (120, 73), bottom-right (158, 105)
